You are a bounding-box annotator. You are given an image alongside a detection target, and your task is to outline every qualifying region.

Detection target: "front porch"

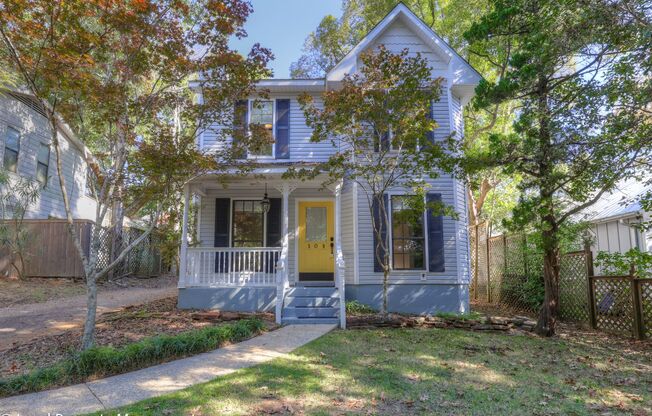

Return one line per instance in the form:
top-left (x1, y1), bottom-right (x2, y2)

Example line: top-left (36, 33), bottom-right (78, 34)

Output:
top-left (177, 172), bottom-right (346, 327)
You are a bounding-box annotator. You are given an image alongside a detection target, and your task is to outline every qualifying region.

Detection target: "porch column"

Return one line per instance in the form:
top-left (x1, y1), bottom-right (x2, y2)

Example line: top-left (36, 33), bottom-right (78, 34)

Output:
top-left (275, 183), bottom-right (294, 324)
top-left (332, 180), bottom-right (346, 329)
top-left (178, 184), bottom-right (190, 289)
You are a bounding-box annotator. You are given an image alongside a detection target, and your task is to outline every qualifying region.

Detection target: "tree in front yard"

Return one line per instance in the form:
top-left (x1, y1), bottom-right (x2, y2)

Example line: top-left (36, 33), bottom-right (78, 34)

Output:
top-left (290, 0), bottom-right (521, 234)
top-left (292, 46), bottom-right (457, 315)
top-left (0, 170), bottom-right (40, 279)
top-left (465, 0), bottom-right (652, 336)
top-left (0, 0), bottom-right (271, 349)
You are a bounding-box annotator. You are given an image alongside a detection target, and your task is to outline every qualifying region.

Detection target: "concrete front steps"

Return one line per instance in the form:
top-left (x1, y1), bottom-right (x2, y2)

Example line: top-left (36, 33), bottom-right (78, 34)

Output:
top-left (281, 285), bottom-right (340, 325)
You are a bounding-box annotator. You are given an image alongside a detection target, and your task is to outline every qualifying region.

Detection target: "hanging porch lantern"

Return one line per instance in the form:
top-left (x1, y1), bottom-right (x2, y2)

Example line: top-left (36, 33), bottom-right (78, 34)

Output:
top-left (260, 183), bottom-right (271, 214)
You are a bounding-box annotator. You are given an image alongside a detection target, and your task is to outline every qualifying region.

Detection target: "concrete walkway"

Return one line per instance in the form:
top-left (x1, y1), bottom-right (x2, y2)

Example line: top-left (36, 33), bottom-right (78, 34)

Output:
top-left (0, 285), bottom-right (177, 350)
top-left (0, 324), bottom-right (336, 416)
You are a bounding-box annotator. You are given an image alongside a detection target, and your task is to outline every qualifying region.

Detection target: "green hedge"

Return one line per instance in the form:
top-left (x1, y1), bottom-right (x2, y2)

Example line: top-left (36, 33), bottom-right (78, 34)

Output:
top-left (0, 318), bottom-right (264, 397)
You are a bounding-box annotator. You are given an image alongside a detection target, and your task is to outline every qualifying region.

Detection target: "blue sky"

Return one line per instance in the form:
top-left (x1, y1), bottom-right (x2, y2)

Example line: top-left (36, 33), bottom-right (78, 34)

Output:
top-left (230, 0), bottom-right (343, 78)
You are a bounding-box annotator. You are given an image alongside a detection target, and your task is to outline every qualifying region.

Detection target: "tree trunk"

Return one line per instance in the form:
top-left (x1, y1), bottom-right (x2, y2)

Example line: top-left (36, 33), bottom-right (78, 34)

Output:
top-left (382, 262), bottom-right (389, 317)
top-left (535, 222), bottom-right (560, 336)
top-left (81, 274), bottom-right (98, 349)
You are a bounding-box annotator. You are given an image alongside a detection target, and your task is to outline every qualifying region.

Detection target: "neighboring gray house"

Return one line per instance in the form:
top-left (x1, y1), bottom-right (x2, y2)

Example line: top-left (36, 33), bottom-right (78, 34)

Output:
top-left (0, 91), bottom-right (96, 221)
top-left (582, 178), bottom-right (652, 258)
top-left (177, 4), bottom-right (481, 327)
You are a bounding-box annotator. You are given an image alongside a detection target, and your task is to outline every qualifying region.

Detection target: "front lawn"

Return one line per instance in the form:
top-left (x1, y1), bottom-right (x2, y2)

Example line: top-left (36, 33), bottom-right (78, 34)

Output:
top-left (92, 327), bottom-right (651, 415)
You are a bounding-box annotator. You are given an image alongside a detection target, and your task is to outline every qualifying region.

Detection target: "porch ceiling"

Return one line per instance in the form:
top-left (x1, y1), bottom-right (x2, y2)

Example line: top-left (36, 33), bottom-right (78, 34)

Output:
top-left (188, 170), bottom-right (337, 193)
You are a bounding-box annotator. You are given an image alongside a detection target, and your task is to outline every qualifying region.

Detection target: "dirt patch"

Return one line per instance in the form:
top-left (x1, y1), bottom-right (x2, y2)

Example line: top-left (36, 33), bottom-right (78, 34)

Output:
top-left (0, 274), bottom-right (178, 307)
top-left (0, 297), bottom-right (276, 377)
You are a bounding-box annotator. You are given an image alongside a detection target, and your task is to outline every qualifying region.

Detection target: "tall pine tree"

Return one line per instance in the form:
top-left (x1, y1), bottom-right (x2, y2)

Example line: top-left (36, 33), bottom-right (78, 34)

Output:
top-left (465, 0), bottom-right (652, 335)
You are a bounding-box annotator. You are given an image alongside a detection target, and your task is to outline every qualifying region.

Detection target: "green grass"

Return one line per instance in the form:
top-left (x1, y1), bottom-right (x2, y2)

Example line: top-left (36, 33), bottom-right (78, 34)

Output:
top-left (0, 318), bottom-right (264, 397)
top-left (88, 328), bottom-right (651, 416)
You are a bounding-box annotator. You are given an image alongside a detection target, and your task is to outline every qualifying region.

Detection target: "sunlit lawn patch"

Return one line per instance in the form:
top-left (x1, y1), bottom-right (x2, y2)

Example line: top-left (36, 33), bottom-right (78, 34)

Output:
top-left (90, 326), bottom-right (651, 415)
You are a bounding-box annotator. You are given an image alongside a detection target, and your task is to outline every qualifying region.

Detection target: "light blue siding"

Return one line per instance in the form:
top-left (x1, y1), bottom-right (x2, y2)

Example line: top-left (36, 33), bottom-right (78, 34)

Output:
top-left (0, 94), bottom-right (96, 221)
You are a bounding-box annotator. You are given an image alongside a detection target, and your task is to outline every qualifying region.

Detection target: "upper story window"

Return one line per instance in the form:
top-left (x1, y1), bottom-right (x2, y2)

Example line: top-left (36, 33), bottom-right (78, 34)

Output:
top-left (248, 100), bottom-right (274, 157)
top-left (3, 126), bottom-right (20, 173)
top-left (391, 195), bottom-right (426, 270)
top-left (36, 142), bottom-right (50, 187)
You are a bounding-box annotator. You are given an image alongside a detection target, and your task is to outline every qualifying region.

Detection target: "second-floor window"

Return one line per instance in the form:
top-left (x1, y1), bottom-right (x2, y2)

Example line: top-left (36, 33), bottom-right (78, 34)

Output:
top-left (249, 100), bottom-right (274, 157)
top-left (36, 142), bottom-right (50, 187)
top-left (3, 126), bottom-right (20, 173)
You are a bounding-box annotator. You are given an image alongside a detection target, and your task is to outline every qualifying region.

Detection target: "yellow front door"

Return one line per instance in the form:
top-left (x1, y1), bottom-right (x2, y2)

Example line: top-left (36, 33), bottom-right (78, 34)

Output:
top-left (298, 200), bottom-right (334, 281)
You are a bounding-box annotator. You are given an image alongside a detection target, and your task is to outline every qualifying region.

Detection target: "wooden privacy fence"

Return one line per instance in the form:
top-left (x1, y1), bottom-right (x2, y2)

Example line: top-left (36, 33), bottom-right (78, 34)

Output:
top-left (1, 219), bottom-right (162, 279)
top-left (470, 224), bottom-right (652, 340)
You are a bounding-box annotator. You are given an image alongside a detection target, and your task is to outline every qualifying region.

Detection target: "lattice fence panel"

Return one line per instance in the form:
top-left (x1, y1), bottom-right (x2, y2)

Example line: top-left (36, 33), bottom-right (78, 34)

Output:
top-left (469, 226), bottom-right (478, 300)
top-left (639, 280), bottom-right (652, 339)
top-left (593, 277), bottom-right (634, 336)
top-left (88, 225), bottom-right (161, 278)
top-left (93, 226), bottom-right (112, 272)
top-left (488, 236), bottom-right (504, 303)
top-left (124, 228), bottom-right (161, 277)
top-left (475, 225), bottom-right (489, 302)
top-left (559, 252), bottom-right (590, 323)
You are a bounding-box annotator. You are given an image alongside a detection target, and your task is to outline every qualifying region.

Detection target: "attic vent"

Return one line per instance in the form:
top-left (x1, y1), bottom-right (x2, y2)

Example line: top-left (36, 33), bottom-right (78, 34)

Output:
top-left (6, 92), bottom-right (47, 118)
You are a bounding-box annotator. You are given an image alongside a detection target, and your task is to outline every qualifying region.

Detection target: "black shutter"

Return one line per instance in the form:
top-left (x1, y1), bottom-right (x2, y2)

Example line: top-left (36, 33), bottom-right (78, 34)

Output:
top-left (275, 99), bottom-right (290, 159)
top-left (426, 192), bottom-right (445, 272)
top-left (372, 193), bottom-right (390, 273)
top-left (374, 131), bottom-right (390, 152)
top-left (232, 100), bottom-right (248, 159)
top-left (426, 100), bottom-right (435, 144)
top-left (266, 198), bottom-right (282, 247)
top-left (214, 198), bottom-right (230, 271)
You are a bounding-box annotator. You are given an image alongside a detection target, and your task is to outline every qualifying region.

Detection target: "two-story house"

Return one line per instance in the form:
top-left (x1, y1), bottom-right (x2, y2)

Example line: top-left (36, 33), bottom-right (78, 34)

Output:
top-left (0, 90), bottom-right (97, 278)
top-left (0, 90), bottom-right (96, 221)
top-left (177, 4), bottom-right (481, 327)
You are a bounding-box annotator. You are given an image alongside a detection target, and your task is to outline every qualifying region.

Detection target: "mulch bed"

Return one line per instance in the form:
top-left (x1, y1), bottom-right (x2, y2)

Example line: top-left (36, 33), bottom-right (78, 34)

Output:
top-left (0, 297), bottom-right (276, 377)
top-left (347, 313), bottom-right (538, 332)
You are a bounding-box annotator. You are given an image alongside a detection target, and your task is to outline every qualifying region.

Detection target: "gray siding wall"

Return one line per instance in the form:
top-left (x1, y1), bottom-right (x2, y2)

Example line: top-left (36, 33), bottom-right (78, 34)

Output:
top-left (201, 94), bottom-right (340, 162)
top-left (368, 20), bottom-right (448, 72)
top-left (340, 180), bottom-right (355, 284)
top-left (355, 176), bottom-right (460, 284)
top-left (0, 95), bottom-right (96, 220)
top-left (591, 217), bottom-right (651, 273)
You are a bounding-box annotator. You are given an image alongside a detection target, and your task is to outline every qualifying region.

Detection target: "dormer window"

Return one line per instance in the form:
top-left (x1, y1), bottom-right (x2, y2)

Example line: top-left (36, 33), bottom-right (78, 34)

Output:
top-left (249, 100), bottom-right (274, 157)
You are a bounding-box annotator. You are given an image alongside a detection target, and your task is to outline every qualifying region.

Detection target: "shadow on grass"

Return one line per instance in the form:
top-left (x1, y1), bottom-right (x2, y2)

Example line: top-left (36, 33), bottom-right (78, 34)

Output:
top-left (91, 328), bottom-right (652, 416)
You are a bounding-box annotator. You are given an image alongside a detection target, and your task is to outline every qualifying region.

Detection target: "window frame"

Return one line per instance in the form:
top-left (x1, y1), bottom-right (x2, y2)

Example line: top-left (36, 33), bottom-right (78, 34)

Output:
top-left (388, 193), bottom-right (429, 272)
top-left (247, 99), bottom-right (276, 159)
top-left (35, 142), bottom-right (50, 188)
top-left (230, 198), bottom-right (268, 248)
top-left (3, 125), bottom-right (21, 173)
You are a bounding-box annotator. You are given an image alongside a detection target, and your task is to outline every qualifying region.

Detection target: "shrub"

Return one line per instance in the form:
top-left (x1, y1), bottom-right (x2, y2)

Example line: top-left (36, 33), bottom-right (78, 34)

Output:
top-left (595, 249), bottom-right (652, 278)
top-left (345, 300), bottom-right (376, 315)
top-left (0, 318), bottom-right (264, 397)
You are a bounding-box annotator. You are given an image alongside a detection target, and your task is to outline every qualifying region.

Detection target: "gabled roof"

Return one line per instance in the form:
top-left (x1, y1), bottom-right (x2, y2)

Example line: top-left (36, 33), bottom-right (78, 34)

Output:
top-left (326, 3), bottom-right (482, 91)
top-left (581, 178), bottom-right (651, 223)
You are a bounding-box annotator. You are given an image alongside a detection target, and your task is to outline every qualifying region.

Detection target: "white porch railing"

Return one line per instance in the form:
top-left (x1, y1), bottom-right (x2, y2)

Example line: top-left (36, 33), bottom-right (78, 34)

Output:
top-left (186, 247), bottom-right (281, 287)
